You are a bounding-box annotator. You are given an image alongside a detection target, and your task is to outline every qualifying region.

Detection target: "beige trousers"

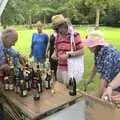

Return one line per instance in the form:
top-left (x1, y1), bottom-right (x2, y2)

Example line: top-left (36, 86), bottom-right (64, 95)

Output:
top-left (57, 69), bottom-right (69, 84)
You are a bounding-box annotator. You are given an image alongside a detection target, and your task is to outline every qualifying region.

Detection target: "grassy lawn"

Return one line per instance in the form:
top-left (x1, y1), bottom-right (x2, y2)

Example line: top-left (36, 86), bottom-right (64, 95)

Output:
top-left (14, 26), bottom-right (120, 92)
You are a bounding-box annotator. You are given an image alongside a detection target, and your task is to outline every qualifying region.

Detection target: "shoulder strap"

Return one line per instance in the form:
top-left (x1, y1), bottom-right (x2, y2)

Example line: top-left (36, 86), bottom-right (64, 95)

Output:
top-left (70, 32), bottom-right (79, 51)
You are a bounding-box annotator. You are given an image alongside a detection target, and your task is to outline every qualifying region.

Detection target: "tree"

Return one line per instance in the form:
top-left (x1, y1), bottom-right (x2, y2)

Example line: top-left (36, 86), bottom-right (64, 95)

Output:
top-left (1, 0), bottom-right (25, 28)
top-left (85, 0), bottom-right (112, 27)
top-left (102, 0), bottom-right (120, 26)
top-left (1, 0), bottom-right (120, 27)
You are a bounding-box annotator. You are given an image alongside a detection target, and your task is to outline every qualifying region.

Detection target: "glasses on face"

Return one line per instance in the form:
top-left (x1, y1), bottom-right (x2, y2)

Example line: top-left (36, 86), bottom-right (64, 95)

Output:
top-left (58, 23), bottom-right (68, 29)
top-left (7, 36), bottom-right (18, 46)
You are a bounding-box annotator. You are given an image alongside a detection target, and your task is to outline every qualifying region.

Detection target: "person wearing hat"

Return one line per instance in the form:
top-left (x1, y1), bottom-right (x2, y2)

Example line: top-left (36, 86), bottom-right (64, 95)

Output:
top-left (84, 30), bottom-right (120, 101)
top-left (46, 31), bottom-right (58, 80)
top-left (29, 21), bottom-right (49, 63)
top-left (51, 14), bottom-right (84, 85)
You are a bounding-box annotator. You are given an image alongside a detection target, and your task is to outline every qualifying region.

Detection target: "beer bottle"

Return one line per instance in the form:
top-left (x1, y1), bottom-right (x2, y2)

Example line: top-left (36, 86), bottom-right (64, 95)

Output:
top-left (45, 58), bottom-right (50, 70)
top-left (36, 64), bottom-right (43, 92)
top-left (37, 74), bottom-right (43, 93)
top-left (25, 75), bottom-right (31, 91)
top-left (4, 69), bottom-right (9, 90)
top-left (69, 77), bottom-right (76, 96)
top-left (32, 76), bottom-right (38, 89)
top-left (15, 76), bottom-right (20, 93)
top-left (4, 76), bottom-right (9, 91)
top-left (9, 66), bottom-right (15, 91)
top-left (29, 67), bottom-right (33, 89)
top-left (51, 70), bottom-right (55, 93)
top-left (30, 68), bottom-right (37, 89)
top-left (44, 72), bottom-right (52, 89)
top-left (20, 79), bottom-right (28, 97)
top-left (19, 68), bottom-right (28, 97)
top-left (23, 69), bottom-right (31, 91)
top-left (9, 76), bottom-right (15, 91)
top-left (33, 89), bottom-right (40, 101)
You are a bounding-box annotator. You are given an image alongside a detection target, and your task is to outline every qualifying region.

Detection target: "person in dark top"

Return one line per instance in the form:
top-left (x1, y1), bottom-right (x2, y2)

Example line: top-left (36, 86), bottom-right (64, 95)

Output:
top-left (46, 32), bottom-right (58, 80)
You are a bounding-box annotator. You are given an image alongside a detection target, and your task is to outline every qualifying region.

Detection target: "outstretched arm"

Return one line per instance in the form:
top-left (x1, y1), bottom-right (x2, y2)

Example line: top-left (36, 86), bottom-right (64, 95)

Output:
top-left (102, 72), bottom-right (120, 101)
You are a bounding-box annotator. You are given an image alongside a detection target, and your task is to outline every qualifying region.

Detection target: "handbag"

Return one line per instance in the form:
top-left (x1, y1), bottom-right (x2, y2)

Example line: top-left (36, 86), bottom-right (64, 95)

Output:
top-left (67, 30), bottom-right (84, 83)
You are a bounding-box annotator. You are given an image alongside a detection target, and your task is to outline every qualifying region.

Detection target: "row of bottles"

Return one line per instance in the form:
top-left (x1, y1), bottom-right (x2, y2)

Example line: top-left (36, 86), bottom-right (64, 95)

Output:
top-left (4, 51), bottom-right (77, 98)
top-left (3, 61), bottom-right (54, 100)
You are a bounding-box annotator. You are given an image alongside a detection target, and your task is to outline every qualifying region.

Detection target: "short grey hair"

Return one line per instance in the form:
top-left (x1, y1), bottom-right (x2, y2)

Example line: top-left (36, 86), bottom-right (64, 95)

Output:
top-left (1, 28), bottom-right (17, 40)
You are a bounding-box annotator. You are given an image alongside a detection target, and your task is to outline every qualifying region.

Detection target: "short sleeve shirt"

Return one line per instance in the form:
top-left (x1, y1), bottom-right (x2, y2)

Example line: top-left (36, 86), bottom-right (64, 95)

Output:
top-left (0, 40), bottom-right (19, 66)
top-left (95, 45), bottom-right (120, 81)
top-left (55, 33), bottom-right (83, 71)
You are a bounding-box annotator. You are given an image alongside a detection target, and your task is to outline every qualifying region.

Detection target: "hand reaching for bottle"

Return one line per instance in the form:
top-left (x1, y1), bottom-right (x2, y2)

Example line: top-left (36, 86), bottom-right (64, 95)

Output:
top-left (19, 55), bottom-right (27, 66)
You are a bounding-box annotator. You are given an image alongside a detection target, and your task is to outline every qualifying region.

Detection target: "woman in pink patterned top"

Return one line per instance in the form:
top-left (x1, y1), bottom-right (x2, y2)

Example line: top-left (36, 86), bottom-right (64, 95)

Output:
top-left (51, 14), bottom-right (84, 85)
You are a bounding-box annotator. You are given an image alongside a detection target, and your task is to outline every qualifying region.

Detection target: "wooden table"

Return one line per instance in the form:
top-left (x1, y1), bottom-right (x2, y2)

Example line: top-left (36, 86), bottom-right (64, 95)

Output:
top-left (1, 82), bottom-right (82, 120)
top-left (43, 91), bottom-right (120, 120)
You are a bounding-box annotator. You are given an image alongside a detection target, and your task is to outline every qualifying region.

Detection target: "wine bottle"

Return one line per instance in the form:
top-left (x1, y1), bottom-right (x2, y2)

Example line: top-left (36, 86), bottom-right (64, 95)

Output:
top-left (4, 76), bottom-right (9, 91)
top-left (15, 77), bottom-right (20, 93)
top-left (69, 77), bottom-right (76, 96)
top-left (20, 80), bottom-right (28, 97)
top-left (44, 73), bottom-right (52, 89)
top-left (33, 89), bottom-right (40, 101)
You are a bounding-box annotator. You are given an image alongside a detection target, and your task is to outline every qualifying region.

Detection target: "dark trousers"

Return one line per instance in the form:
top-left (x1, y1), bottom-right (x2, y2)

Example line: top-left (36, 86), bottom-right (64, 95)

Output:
top-left (49, 58), bottom-right (58, 80)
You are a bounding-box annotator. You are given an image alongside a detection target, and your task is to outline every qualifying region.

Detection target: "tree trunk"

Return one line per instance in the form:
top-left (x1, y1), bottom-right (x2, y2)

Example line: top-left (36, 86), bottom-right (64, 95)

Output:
top-left (43, 14), bottom-right (46, 25)
top-left (28, 12), bottom-right (32, 29)
top-left (95, 8), bottom-right (100, 27)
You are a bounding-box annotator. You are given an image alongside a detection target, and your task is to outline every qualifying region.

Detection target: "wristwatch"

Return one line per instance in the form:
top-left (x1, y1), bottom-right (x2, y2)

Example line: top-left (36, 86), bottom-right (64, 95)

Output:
top-left (68, 53), bottom-right (72, 58)
top-left (108, 84), bottom-right (114, 90)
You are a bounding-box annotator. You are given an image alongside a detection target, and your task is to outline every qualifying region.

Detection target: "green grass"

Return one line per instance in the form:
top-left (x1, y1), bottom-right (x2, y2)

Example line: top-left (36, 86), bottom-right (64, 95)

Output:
top-left (14, 26), bottom-right (120, 92)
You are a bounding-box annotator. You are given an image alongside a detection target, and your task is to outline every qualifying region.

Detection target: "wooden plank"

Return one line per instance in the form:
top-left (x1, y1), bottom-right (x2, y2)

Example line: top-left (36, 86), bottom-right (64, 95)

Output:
top-left (78, 91), bottom-right (116, 109)
top-left (78, 91), bottom-right (120, 120)
top-left (1, 82), bottom-right (82, 120)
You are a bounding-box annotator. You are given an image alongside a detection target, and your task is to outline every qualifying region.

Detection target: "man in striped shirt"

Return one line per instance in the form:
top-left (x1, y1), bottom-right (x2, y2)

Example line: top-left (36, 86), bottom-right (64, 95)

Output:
top-left (51, 14), bottom-right (84, 85)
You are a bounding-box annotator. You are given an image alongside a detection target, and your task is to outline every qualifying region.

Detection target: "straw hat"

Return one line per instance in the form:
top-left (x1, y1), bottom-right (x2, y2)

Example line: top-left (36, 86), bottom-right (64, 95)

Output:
top-left (84, 30), bottom-right (107, 48)
top-left (51, 14), bottom-right (67, 28)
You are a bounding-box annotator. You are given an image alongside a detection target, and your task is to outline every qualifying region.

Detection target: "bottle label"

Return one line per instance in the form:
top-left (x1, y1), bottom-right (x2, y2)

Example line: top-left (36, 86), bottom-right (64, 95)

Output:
top-left (69, 86), bottom-right (73, 93)
top-left (26, 82), bottom-right (29, 89)
top-left (29, 81), bottom-right (31, 88)
top-left (38, 83), bottom-right (41, 92)
top-left (45, 81), bottom-right (48, 88)
top-left (17, 87), bottom-right (20, 93)
top-left (4, 76), bottom-right (9, 80)
top-left (5, 84), bottom-right (9, 90)
top-left (23, 90), bottom-right (27, 96)
top-left (9, 84), bottom-right (14, 90)
top-left (20, 80), bottom-right (24, 84)
top-left (36, 93), bottom-right (40, 98)
top-left (50, 79), bottom-right (53, 87)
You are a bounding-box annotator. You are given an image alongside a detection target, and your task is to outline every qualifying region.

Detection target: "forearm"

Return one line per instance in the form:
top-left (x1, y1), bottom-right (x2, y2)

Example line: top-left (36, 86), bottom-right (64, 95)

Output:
top-left (59, 48), bottom-right (84, 60)
top-left (46, 40), bottom-right (50, 53)
top-left (108, 72), bottom-right (120, 89)
top-left (51, 50), bottom-right (57, 60)
top-left (71, 48), bottom-right (84, 57)
top-left (88, 65), bottom-right (97, 82)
